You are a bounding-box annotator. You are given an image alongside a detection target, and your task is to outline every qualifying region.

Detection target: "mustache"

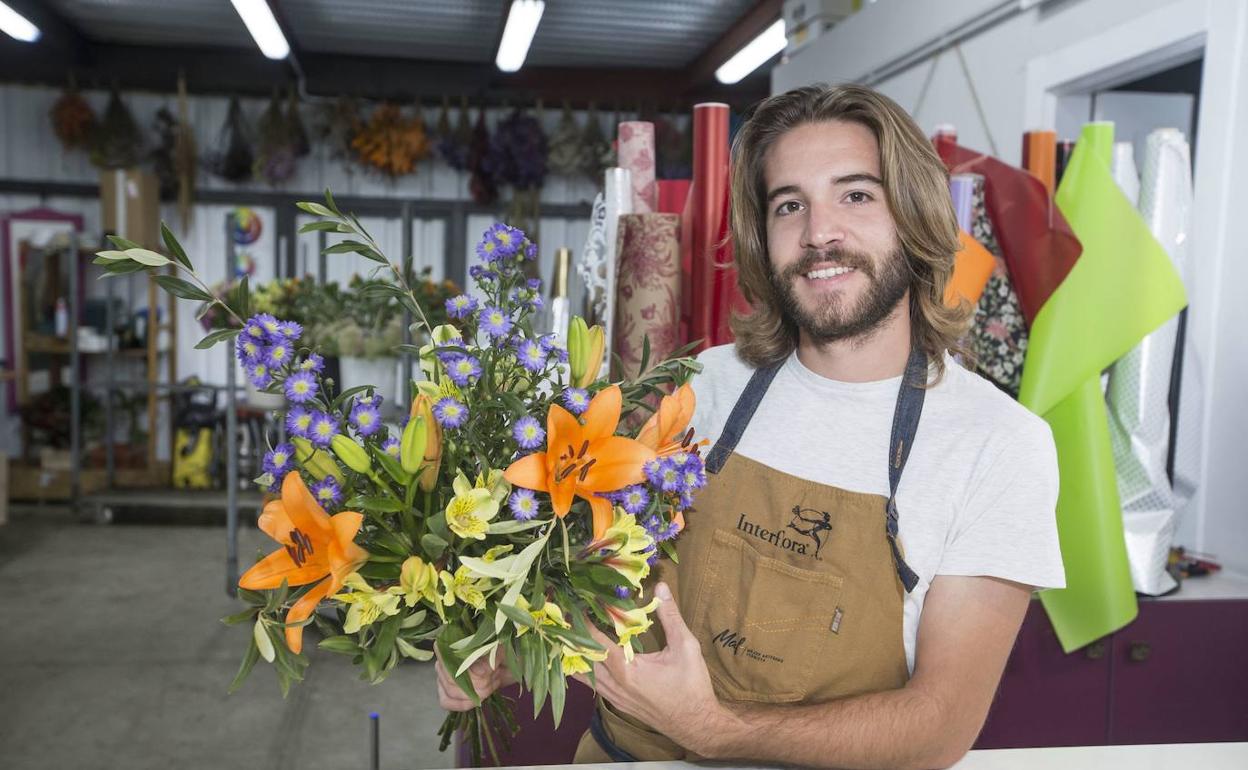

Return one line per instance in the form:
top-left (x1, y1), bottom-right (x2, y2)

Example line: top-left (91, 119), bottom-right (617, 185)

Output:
top-left (781, 248), bottom-right (875, 280)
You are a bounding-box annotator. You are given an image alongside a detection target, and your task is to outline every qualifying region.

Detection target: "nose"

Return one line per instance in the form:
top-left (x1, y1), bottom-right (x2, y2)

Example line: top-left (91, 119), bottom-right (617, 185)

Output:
top-left (800, 200), bottom-right (846, 251)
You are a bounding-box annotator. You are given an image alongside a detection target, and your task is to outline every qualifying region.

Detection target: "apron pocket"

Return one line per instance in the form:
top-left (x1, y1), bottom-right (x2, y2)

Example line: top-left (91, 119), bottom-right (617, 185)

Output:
top-left (691, 528), bottom-right (844, 703)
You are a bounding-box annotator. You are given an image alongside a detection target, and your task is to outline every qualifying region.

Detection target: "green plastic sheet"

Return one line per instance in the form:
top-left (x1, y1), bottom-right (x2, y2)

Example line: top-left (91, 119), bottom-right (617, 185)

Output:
top-left (1019, 122), bottom-right (1187, 652)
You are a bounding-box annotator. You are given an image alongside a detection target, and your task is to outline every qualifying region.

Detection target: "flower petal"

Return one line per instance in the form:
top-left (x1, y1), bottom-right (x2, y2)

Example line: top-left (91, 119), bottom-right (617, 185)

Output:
top-left (581, 385), bottom-right (622, 440)
top-left (579, 437), bottom-right (656, 492)
top-left (504, 452), bottom-right (551, 492)
top-left (284, 578), bottom-right (333, 655)
top-left (281, 471), bottom-right (333, 538)
top-left (547, 404), bottom-right (580, 455)
top-left (257, 498), bottom-right (296, 545)
top-left (238, 545), bottom-right (330, 590)
top-left (550, 474), bottom-right (576, 518)
top-left (586, 493), bottom-right (615, 540)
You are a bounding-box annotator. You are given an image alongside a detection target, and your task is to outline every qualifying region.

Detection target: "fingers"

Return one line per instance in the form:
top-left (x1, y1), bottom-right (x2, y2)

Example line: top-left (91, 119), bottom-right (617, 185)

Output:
top-left (654, 582), bottom-right (693, 648)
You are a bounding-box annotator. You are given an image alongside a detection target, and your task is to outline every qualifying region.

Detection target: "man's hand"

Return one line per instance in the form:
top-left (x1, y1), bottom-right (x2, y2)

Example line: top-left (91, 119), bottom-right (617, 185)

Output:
top-left (435, 647), bottom-right (515, 711)
top-left (576, 582), bottom-right (726, 753)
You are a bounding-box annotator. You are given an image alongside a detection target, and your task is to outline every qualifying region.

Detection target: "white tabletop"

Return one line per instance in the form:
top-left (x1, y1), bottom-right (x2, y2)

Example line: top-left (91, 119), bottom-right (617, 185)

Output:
top-left (484, 742), bottom-right (1248, 770)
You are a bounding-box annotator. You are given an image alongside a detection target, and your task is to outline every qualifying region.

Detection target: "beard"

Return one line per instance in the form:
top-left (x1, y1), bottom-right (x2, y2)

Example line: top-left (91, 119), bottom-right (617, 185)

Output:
top-left (769, 245), bottom-right (910, 344)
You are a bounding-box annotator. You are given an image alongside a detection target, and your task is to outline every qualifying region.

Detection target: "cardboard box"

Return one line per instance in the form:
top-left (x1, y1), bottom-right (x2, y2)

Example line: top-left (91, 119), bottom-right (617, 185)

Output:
top-left (99, 169), bottom-right (161, 249)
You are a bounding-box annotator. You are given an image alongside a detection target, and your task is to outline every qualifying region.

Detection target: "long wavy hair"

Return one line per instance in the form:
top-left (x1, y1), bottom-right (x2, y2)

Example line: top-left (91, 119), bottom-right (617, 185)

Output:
top-left (729, 84), bottom-right (972, 383)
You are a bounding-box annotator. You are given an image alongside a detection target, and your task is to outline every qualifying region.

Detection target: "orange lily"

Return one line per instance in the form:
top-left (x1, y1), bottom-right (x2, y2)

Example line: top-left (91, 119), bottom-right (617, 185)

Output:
top-left (504, 385), bottom-right (656, 538)
top-left (637, 383), bottom-right (707, 456)
top-left (238, 472), bottom-right (369, 654)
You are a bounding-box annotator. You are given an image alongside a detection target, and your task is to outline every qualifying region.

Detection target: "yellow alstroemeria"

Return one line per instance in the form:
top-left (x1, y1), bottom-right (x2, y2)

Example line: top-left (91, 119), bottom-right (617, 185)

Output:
top-left (581, 509), bottom-right (656, 588)
top-left (332, 572), bottom-right (403, 634)
top-left (399, 556), bottom-right (440, 608)
top-left (514, 595), bottom-right (571, 637)
top-left (445, 471), bottom-right (500, 540)
top-left (439, 566), bottom-right (488, 611)
top-left (604, 597), bottom-right (660, 662)
top-left (560, 643), bottom-right (609, 676)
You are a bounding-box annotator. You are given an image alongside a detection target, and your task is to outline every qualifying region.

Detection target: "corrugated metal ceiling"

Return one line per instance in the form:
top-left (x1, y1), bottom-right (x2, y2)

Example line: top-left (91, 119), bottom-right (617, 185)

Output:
top-left (46, 0), bottom-right (761, 69)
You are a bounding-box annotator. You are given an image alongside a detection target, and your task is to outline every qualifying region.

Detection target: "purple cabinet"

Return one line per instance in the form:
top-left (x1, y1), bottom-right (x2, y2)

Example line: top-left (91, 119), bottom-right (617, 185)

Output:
top-left (975, 601), bottom-right (1111, 748)
top-left (976, 593), bottom-right (1248, 749)
top-left (1109, 598), bottom-right (1248, 744)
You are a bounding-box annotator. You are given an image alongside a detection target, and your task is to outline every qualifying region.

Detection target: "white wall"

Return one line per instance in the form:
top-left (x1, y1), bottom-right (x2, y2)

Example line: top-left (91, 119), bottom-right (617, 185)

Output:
top-left (772, 0), bottom-right (1248, 570)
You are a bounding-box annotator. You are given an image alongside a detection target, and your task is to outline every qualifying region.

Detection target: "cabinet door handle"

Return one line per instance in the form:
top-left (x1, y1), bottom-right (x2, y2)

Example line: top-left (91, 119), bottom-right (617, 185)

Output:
top-left (1084, 640), bottom-right (1107, 660)
top-left (1129, 642), bottom-right (1151, 662)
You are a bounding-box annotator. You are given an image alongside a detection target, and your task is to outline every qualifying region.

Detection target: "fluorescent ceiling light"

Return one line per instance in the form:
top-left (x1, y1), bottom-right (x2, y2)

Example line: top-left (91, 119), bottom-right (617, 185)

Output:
top-left (496, 0), bottom-right (545, 73)
top-left (715, 18), bottom-right (786, 84)
top-left (230, 0), bottom-right (289, 60)
top-left (0, 2), bottom-right (40, 43)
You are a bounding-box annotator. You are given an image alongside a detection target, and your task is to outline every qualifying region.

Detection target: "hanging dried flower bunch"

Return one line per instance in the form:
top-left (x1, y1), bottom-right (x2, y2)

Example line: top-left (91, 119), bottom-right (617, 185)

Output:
top-left (485, 106), bottom-right (548, 190)
top-left (205, 97), bottom-right (255, 183)
top-left (351, 103), bottom-right (431, 177)
top-left (90, 89), bottom-right (144, 169)
top-left (546, 101), bottom-right (584, 177)
top-left (287, 89), bottom-right (310, 158)
top-left (151, 106), bottom-right (179, 199)
top-left (174, 75), bottom-right (197, 231)
top-left (318, 96), bottom-right (362, 167)
top-left (580, 103), bottom-right (612, 184)
top-left (256, 92), bottom-right (298, 185)
top-left (468, 107), bottom-right (497, 204)
top-left (49, 78), bottom-right (97, 152)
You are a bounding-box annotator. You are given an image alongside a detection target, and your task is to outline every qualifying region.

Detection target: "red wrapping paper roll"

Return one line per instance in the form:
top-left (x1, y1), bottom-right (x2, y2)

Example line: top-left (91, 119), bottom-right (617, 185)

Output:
top-left (684, 103), bottom-right (730, 352)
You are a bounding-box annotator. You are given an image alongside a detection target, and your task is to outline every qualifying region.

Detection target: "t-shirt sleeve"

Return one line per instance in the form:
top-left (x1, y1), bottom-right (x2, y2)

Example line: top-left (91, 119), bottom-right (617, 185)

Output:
top-left (936, 416), bottom-right (1066, 590)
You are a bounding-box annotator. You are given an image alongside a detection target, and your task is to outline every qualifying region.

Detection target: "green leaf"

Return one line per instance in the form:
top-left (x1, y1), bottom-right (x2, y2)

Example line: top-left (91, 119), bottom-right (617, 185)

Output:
top-left (233, 275), bottom-right (250, 319)
top-left (296, 201), bottom-right (335, 217)
top-left (154, 275), bottom-right (214, 301)
top-left (346, 495), bottom-right (404, 513)
top-left (435, 632), bottom-right (480, 706)
top-left (220, 607), bottom-right (259, 626)
top-left (160, 222), bottom-right (193, 270)
top-left (126, 248), bottom-right (171, 267)
top-left (369, 528), bottom-right (413, 556)
top-left (195, 328), bottom-right (241, 350)
top-left (99, 260), bottom-right (149, 276)
top-left (458, 556), bottom-right (515, 581)
top-left (427, 511), bottom-right (452, 542)
top-left (324, 188), bottom-right (341, 216)
top-left (531, 640), bottom-right (549, 717)
top-left (228, 636), bottom-right (261, 694)
top-left (499, 603), bottom-right (537, 628)
top-left (106, 235), bottom-right (142, 251)
top-left (323, 240), bottom-right (370, 255)
top-left (319, 635), bottom-right (363, 655)
top-left (549, 663), bottom-right (567, 729)
top-left (298, 220), bottom-right (342, 234)
top-left (331, 384), bottom-right (374, 411)
top-left (420, 532), bottom-right (448, 560)
top-left (366, 614), bottom-right (403, 673)
top-left (487, 518), bottom-right (548, 535)
top-left (450, 620), bottom-right (495, 652)
top-left (254, 618), bottom-right (276, 662)
top-left (454, 640), bottom-right (500, 678)
top-left (396, 636), bottom-right (434, 661)
top-left (639, 334), bottom-right (652, 376)
top-left (661, 539), bottom-right (679, 564)
top-left (93, 249), bottom-right (129, 263)
top-left (372, 446), bottom-right (411, 487)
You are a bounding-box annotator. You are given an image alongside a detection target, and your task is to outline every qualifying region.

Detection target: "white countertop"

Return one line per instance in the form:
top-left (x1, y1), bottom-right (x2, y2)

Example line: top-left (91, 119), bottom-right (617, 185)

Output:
top-left (484, 742), bottom-right (1248, 770)
top-left (1149, 570), bottom-right (1248, 601)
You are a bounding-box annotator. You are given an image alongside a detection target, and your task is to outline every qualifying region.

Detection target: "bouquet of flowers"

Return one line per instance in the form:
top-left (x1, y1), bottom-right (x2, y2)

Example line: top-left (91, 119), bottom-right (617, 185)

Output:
top-left (93, 195), bottom-right (706, 763)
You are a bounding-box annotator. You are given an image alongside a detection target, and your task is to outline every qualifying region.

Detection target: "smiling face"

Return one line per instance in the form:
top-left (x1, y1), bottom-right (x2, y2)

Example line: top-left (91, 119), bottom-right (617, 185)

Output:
top-left (762, 120), bottom-right (910, 344)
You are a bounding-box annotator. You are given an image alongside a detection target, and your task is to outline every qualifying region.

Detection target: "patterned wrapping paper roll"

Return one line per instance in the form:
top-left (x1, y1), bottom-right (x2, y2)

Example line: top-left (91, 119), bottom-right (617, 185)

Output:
top-left (966, 174), bottom-right (1029, 397)
top-left (618, 121), bottom-right (658, 213)
top-left (1023, 130), bottom-right (1058, 196)
top-left (613, 213), bottom-right (682, 380)
top-left (946, 174), bottom-right (994, 308)
top-left (601, 167), bottom-right (633, 369)
top-left (1105, 128), bottom-right (1193, 595)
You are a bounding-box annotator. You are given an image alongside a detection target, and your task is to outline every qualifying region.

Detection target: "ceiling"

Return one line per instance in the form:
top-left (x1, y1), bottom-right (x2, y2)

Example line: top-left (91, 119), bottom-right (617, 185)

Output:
top-left (42, 0), bottom-right (761, 69)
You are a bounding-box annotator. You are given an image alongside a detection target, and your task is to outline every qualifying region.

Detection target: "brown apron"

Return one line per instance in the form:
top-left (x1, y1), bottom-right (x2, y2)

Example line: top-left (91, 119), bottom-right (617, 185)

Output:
top-left (574, 350), bottom-right (928, 763)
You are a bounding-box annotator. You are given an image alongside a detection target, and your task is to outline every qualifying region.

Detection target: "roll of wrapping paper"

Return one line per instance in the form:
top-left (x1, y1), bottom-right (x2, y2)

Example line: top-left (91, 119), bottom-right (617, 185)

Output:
top-left (1105, 128), bottom-right (1192, 595)
top-left (684, 103), bottom-right (730, 352)
top-left (1056, 140), bottom-right (1076, 186)
top-left (935, 136), bottom-right (1083, 325)
top-left (618, 121), bottom-right (658, 213)
top-left (613, 213), bottom-right (682, 379)
top-left (1112, 142), bottom-right (1140, 206)
top-left (950, 173), bottom-right (975, 231)
top-left (947, 173), bottom-right (993, 307)
top-left (1023, 131), bottom-right (1057, 196)
top-left (1020, 121), bottom-right (1186, 651)
top-left (601, 168), bottom-right (633, 369)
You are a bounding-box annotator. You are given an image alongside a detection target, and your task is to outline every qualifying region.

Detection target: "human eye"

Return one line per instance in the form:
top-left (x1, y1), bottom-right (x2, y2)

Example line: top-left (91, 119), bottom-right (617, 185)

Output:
top-left (774, 200), bottom-right (804, 217)
top-left (844, 190), bottom-right (874, 205)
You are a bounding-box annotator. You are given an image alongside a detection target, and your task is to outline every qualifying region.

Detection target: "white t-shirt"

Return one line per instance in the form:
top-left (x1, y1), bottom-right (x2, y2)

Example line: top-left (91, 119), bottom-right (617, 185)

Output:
top-left (688, 344), bottom-right (1066, 673)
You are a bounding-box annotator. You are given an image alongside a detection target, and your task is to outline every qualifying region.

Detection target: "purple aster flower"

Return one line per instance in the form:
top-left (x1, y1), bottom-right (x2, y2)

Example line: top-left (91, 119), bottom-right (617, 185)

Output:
top-left (381, 435), bottom-right (401, 458)
top-left (527, 294), bottom-right (545, 313)
top-left (298, 353), bottom-right (324, 373)
top-left (445, 294), bottom-right (478, 320)
top-left (476, 235), bottom-right (502, 263)
top-left (487, 223), bottom-right (525, 258)
top-left (643, 458), bottom-right (664, 488)
top-left (278, 320), bottom-right (303, 341)
top-left (354, 392), bottom-right (383, 409)
top-left (514, 338), bottom-right (546, 373)
top-left (285, 406), bottom-right (313, 438)
top-left (540, 336), bottom-right (569, 364)
top-left (678, 490), bottom-right (696, 510)
top-left (236, 335), bottom-right (264, 366)
top-left (512, 415), bottom-right (545, 450)
top-left (655, 457), bottom-right (684, 494)
top-left (562, 387), bottom-right (590, 415)
top-left (614, 586), bottom-right (631, 599)
top-left (646, 549), bottom-right (661, 566)
top-left (469, 264), bottom-right (498, 283)
top-left (444, 354), bottom-right (482, 387)
top-left (246, 362), bottom-right (272, 389)
top-left (524, 241), bottom-right (537, 261)
top-left (308, 410), bottom-right (340, 447)
top-left (254, 313), bottom-right (282, 340)
top-left (682, 465), bottom-right (707, 491)
top-left (310, 476), bottom-right (342, 510)
top-left (526, 278), bottom-right (541, 292)
top-left (242, 316), bottom-right (267, 342)
top-left (262, 442), bottom-right (295, 478)
top-left (479, 306), bottom-right (513, 339)
top-left (264, 341), bottom-right (293, 369)
top-left (349, 401), bottom-right (382, 437)
top-left (432, 397), bottom-right (468, 429)
top-left (618, 485), bottom-right (650, 516)
top-left (284, 370), bottom-right (318, 404)
top-left (509, 488), bottom-right (538, 521)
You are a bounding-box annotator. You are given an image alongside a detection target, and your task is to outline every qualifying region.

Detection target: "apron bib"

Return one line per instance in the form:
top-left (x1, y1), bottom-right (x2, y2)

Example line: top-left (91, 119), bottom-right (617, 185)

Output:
top-left (575, 350), bottom-right (928, 763)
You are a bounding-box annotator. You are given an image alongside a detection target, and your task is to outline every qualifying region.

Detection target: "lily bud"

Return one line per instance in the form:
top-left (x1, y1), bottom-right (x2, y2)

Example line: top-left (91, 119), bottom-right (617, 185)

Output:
top-left (400, 414), bottom-right (428, 474)
top-left (330, 434), bottom-right (371, 475)
top-left (568, 316), bottom-right (605, 388)
top-left (409, 394), bottom-right (442, 491)
top-left (292, 437), bottom-right (342, 482)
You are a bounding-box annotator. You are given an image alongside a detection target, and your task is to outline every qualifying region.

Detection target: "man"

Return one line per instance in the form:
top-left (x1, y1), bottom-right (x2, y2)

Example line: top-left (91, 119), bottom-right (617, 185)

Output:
top-left (438, 84), bottom-right (1064, 769)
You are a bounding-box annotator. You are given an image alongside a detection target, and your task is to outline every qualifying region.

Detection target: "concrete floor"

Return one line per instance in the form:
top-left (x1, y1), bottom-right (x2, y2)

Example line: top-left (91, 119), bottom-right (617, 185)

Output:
top-left (0, 507), bottom-right (451, 770)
